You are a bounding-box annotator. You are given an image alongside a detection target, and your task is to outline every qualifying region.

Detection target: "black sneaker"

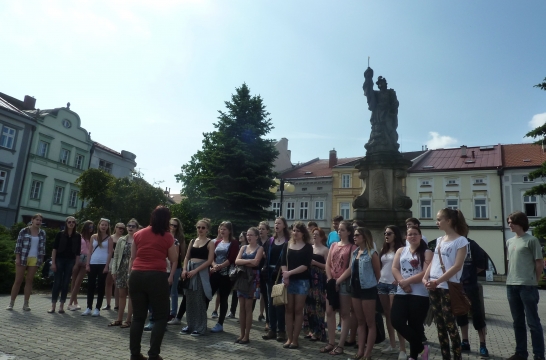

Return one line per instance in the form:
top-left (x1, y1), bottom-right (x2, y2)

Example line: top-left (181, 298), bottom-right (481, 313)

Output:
top-left (480, 345), bottom-right (489, 357)
top-left (461, 341), bottom-right (470, 352)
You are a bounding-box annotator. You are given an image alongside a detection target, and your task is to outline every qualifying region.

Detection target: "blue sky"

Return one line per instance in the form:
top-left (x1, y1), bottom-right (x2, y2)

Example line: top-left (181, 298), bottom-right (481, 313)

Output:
top-left (1, 1), bottom-right (545, 193)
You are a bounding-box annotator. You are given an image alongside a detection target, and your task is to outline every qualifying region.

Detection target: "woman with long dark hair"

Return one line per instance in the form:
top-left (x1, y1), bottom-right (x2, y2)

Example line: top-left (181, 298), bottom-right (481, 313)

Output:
top-left (392, 226), bottom-right (432, 360)
top-left (49, 216), bottom-right (81, 314)
top-left (423, 208), bottom-right (469, 360)
top-left (378, 225), bottom-right (406, 358)
top-left (110, 218), bottom-right (139, 328)
top-left (129, 206), bottom-right (177, 360)
top-left (7, 213), bottom-right (46, 311)
top-left (257, 221), bottom-right (271, 328)
top-left (262, 216), bottom-right (290, 342)
top-left (227, 231), bottom-right (249, 319)
top-left (68, 220), bottom-right (94, 311)
top-left (209, 221), bottom-right (239, 333)
top-left (169, 217), bottom-right (186, 321)
top-left (81, 218), bottom-right (112, 317)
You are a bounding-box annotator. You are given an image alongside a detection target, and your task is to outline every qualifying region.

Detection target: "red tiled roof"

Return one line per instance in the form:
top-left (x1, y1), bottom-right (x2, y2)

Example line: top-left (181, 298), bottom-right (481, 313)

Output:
top-left (409, 145), bottom-right (502, 172)
top-left (281, 157), bottom-right (360, 179)
top-left (94, 142), bottom-right (122, 157)
top-left (502, 143), bottom-right (546, 168)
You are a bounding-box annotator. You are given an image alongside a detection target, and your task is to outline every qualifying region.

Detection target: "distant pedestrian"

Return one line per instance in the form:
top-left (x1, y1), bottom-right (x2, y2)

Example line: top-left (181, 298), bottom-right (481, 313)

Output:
top-left (506, 211), bottom-right (544, 360)
top-left (49, 216), bottom-right (81, 314)
top-left (7, 213), bottom-right (46, 311)
top-left (326, 215), bottom-right (343, 248)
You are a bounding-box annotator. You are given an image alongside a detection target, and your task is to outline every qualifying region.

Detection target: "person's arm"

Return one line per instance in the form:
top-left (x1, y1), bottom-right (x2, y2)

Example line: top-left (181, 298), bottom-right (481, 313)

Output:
top-left (167, 243), bottom-right (178, 285)
top-left (336, 263), bottom-right (352, 284)
top-left (188, 240), bottom-right (214, 277)
top-left (182, 240), bottom-right (193, 279)
top-left (104, 237), bottom-right (113, 273)
top-left (86, 235), bottom-right (95, 271)
top-left (536, 259), bottom-right (543, 283)
top-left (400, 250), bottom-right (433, 287)
top-left (14, 229), bottom-right (24, 264)
top-left (74, 233), bottom-right (81, 264)
top-left (372, 252), bottom-right (381, 282)
top-left (471, 241), bottom-right (487, 274)
top-left (128, 241), bottom-right (136, 275)
top-left (234, 246), bottom-right (245, 266)
top-left (112, 239), bottom-right (124, 277)
top-left (51, 232), bottom-right (62, 272)
top-left (325, 243), bottom-right (334, 280)
top-left (391, 248), bottom-right (403, 283)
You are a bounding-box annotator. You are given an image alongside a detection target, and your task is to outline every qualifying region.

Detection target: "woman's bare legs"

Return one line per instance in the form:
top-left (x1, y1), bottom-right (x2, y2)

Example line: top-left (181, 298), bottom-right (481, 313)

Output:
top-left (243, 298), bottom-right (253, 341)
top-left (10, 265), bottom-right (27, 303)
top-left (325, 298), bottom-right (337, 347)
top-left (105, 273), bottom-right (114, 308)
top-left (336, 295), bottom-right (353, 349)
top-left (290, 294), bottom-right (306, 346)
top-left (380, 293), bottom-right (397, 348)
top-left (360, 299), bottom-right (377, 358)
top-left (69, 263), bottom-right (86, 307)
top-left (390, 294), bottom-right (406, 353)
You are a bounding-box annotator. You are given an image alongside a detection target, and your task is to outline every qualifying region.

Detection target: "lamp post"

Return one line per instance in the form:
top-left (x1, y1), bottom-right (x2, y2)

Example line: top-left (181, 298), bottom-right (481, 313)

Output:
top-left (270, 178), bottom-right (295, 217)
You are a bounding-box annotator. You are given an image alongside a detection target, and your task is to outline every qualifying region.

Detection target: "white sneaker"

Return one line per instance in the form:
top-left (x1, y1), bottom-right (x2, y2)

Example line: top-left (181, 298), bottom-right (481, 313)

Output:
top-left (382, 346), bottom-right (398, 354)
top-left (6, 303), bottom-right (14, 310)
top-left (398, 351), bottom-right (407, 360)
top-left (168, 318), bottom-right (181, 325)
top-left (91, 308), bottom-right (100, 317)
top-left (81, 308), bottom-right (92, 316)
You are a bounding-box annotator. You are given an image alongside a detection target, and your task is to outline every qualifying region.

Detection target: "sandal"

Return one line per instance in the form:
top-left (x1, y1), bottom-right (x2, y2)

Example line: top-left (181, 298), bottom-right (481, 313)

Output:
top-left (329, 346), bottom-right (344, 355)
top-left (120, 321), bottom-right (131, 328)
top-left (320, 344), bottom-right (336, 353)
top-left (108, 320), bottom-right (122, 327)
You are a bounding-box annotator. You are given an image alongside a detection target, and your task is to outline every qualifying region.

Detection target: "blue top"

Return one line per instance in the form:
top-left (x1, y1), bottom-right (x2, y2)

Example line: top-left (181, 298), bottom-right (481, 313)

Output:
top-left (350, 247), bottom-right (378, 289)
top-left (326, 231), bottom-right (340, 248)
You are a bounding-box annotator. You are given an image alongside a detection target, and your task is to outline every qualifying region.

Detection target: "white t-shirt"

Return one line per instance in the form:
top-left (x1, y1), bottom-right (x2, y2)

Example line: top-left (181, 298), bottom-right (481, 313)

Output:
top-left (28, 236), bottom-right (39, 257)
top-left (429, 236), bottom-right (468, 290)
top-left (379, 251), bottom-right (396, 284)
top-left (396, 245), bottom-right (430, 297)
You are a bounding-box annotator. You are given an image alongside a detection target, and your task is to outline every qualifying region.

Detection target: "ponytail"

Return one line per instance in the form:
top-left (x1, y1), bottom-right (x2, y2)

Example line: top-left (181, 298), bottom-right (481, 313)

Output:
top-left (439, 208), bottom-right (469, 237)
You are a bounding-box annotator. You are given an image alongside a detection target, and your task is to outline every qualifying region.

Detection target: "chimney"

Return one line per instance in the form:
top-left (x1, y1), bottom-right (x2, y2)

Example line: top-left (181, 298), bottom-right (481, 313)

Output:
top-left (471, 150), bottom-right (475, 159)
top-left (329, 149), bottom-right (338, 168)
top-left (23, 95), bottom-right (36, 110)
top-left (460, 145), bottom-right (467, 158)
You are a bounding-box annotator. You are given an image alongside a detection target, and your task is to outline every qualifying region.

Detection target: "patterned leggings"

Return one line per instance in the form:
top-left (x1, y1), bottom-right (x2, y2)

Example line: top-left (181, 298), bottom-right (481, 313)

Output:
top-left (429, 288), bottom-right (462, 360)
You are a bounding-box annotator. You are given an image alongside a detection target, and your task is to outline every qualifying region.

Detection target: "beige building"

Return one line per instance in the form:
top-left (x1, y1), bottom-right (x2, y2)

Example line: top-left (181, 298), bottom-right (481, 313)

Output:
top-left (407, 145), bottom-right (505, 275)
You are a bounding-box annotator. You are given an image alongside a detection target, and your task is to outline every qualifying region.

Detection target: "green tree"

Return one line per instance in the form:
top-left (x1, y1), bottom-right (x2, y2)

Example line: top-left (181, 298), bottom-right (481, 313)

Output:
top-left (75, 169), bottom-right (167, 226)
top-left (524, 76), bottom-right (546, 238)
top-left (176, 83), bottom-right (278, 231)
top-left (169, 199), bottom-right (199, 241)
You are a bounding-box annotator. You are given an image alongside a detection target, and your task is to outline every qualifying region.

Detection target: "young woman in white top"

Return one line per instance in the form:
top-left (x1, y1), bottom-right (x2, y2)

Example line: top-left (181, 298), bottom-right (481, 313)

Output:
top-left (104, 222), bottom-right (125, 310)
top-left (377, 225), bottom-right (407, 358)
top-left (423, 208), bottom-right (469, 360)
top-left (392, 226), bottom-right (433, 360)
top-left (82, 218), bottom-right (113, 317)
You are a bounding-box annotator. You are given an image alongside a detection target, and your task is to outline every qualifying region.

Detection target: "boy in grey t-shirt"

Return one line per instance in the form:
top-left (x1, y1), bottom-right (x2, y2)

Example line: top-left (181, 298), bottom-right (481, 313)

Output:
top-left (506, 211), bottom-right (544, 360)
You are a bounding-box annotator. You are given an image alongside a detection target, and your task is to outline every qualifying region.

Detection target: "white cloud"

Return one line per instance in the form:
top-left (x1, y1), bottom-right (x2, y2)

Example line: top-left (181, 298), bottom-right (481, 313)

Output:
top-left (529, 112), bottom-right (546, 129)
top-left (426, 131), bottom-right (457, 149)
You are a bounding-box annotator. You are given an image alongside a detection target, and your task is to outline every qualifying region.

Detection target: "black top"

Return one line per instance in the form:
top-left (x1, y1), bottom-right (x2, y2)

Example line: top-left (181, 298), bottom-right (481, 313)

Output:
top-left (460, 238), bottom-right (487, 286)
top-left (174, 239), bottom-right (182, 269)
top-left (189, 240), bottom-right (211, 260)
top-left (268, 241), bottom-right (285, 266)
top-left (351, 257), bottom-right (360, 288)
top-left (312, 253), bottom-right (326, 264)
top-left (53, 231), bottom-right (82, 259)
top-left (281, 242), bottom-right (313, 281)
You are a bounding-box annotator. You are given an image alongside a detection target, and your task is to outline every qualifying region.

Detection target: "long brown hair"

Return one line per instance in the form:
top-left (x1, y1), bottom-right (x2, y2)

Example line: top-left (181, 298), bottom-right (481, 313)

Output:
top-left (274, 216), bottom-right (290, 241)
top-left (96, 218), bottom-right (111, 247)
top-left (290, 221), bottom-right (311, 244)
top-left (380, 225), bottom-right (404, 259)
top-left (170, 217), bottom-right (186, 259)
top-left (80, 220), bottom-right (94, 241)
top-left (438, 208), bottom-right (469, 237)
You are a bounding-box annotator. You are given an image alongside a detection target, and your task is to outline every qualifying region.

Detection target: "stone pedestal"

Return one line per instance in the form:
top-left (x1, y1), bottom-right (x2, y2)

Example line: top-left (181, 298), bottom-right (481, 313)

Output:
top-left (352, 151), bottom-right (413, 242)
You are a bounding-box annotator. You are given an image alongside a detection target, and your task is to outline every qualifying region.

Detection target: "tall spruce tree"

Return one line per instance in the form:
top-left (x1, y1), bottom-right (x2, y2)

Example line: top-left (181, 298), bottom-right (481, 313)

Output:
top-left (523, 77), bottom-right (546, 238)
top-left (176, 83), bottom-right (278, 230)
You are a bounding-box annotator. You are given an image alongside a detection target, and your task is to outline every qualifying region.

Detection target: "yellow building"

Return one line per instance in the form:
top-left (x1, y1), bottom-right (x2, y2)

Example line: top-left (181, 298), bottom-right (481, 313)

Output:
top-left (332, 156), bottom-right (362, 220)
top-left (407, 145), bottom-right (506, 275)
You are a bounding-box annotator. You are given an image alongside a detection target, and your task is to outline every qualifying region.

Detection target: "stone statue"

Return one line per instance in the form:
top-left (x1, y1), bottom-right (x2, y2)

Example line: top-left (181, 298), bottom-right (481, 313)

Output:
top-left (363, 67), bottom-right (400, 153)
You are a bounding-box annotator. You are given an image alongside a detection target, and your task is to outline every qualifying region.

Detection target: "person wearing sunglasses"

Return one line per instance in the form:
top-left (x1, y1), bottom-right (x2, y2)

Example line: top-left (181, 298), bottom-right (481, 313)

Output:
top-left (68, 220), bottom-right (94, 311)
top-left (48, 217), bottom-right (82, 314)
top-left (180, 218), bottom-right (214, 336)
top-left (378, 225), bottom-right (407, 359)
top-left (104, 222), bottom-right (125, 311)
top-left (168, 218), bottom-right (186, 322)
top-left (109, 219), bottom-right (139, 328)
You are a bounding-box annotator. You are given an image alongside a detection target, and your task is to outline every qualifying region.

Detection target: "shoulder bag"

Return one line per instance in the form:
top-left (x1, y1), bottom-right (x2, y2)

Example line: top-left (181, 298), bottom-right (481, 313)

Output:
top-left (271, 244), bottom-right (288, 306)
top-left (437, 239), bottom-right (471, 317)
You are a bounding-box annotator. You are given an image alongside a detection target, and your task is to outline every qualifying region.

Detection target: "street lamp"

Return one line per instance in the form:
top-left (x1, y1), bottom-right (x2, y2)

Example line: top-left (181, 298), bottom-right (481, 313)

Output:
top-left (270, 178), bottom-right (295, 216)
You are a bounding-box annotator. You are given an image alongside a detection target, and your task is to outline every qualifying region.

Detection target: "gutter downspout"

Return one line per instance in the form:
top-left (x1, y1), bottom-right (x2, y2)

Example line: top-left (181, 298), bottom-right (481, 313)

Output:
top-left (498, 167), bottom-right (507, 276)
top-left (15, 123), bottom-right (36, 224)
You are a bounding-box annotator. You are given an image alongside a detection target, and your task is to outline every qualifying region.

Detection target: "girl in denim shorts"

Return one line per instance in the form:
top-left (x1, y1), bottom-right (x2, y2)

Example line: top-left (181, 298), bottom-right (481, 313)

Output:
top-left (378, 225), bottom-right (406, 359)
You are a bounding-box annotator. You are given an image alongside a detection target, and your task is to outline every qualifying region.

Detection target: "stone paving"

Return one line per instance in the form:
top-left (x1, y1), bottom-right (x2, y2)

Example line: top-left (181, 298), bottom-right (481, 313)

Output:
top-left (0, 284), bottom-right (544, 360)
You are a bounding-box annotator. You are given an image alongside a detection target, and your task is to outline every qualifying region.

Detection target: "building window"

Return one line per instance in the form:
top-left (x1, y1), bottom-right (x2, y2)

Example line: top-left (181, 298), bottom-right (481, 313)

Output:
top-left (420, 199), bottom-right (432, 218)
top-left (272, 202), bottom-right (281, 217)
top-left (474, 198), bottom-right (488, 219)
top-left (53, 186), bottom-right (64, 205)
top-left (446, 198), bottom-right (459, 210)
top-left (62, 119), bottom-right (71, 128)
top-left (69, 190), bottom-right (79, 208)
top-left (75, 155), bottom-right (84, 170)
top-left (340, 202), bottom-right (350, 220)
top-left (60, 149), bottom-right (70, 164)
top-left (420, 179), bottom-right (431, 187)
top-left (523, 176), bottom-right (533, 183)
top-left (0, 170), bottom-right (7, 192)
top-left (38, 141), bottom-right (49, 157)
top-left (99, 159), bottom-right (113, 174)
top-left (286, 202), bottom-right (295, 220)
top-left (446, 178), bottom-right (459, 186)
top-left (299, 201), bottom-right (308, 220)
top-left (0, 126), bottom-right (16, 149)
top-left (315, 201), bottom-right (324, 220)
top-left (474, 178), bottom-right (485, 184)
top-left (30, 180), bottom-right (42, 199)
top-left (341, 174), bottom-right (351, 188)
top-left (523, 195), bottom-right (538, 217)
top-left (317, 187), bottom-right (323, 190)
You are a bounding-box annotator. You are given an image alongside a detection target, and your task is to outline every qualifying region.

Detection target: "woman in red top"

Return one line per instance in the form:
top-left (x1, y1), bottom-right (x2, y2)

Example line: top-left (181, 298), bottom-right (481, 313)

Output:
top-left (128, 206), bottom-right (177, 360)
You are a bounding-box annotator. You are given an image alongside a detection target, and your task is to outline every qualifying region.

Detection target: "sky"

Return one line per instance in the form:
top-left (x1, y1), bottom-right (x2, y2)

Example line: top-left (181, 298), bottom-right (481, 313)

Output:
top-left (1, 1), bottom-right (545, 193)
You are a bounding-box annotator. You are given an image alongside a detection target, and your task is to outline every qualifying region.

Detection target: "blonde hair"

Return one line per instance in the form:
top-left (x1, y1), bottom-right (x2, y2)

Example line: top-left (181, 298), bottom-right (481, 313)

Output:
top-left (355, 227), bottom-right (374, 253)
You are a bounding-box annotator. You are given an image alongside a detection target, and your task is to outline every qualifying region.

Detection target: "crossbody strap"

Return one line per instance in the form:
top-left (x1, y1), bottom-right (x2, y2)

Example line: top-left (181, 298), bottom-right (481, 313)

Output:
top-left (437, 237), bottom-right (446, 274)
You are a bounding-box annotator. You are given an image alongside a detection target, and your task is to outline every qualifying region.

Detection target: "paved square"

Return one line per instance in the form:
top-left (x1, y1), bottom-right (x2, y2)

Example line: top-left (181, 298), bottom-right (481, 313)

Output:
top-left (0, 284), bottom-right (544, 359)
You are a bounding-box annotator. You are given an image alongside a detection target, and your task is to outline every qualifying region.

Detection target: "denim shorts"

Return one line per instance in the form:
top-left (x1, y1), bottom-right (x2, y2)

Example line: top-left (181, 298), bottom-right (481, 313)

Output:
top-left (377, 282), bottom-right (397, 295)
top-left (287, 279), bottom-right (310, 295)
top-left (339, 279), bottom-right (351, 296)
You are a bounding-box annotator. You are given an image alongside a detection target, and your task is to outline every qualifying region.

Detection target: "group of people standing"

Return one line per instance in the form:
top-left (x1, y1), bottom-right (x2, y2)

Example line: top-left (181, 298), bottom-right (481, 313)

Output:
top-left (7, 207), bottom-right (544, 360)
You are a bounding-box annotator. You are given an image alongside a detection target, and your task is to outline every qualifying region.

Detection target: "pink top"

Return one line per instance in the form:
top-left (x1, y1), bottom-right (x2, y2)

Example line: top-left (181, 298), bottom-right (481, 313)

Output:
top-left (329, 242), bottom-right (357, 279)
top-left (80, 238), bottom-right (89, 255)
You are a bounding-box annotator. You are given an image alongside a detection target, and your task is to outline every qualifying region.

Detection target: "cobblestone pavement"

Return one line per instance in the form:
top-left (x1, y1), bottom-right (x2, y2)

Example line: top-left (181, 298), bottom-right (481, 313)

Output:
top-left (0, 284), bottom-right (544, 360)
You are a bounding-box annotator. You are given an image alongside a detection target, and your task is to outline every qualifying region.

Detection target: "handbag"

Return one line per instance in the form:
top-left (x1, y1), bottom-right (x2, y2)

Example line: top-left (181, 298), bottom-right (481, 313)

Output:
top-left (437, 239), bottom-right (471, 317)
top-left (271, 244), bottom-right (288, 306)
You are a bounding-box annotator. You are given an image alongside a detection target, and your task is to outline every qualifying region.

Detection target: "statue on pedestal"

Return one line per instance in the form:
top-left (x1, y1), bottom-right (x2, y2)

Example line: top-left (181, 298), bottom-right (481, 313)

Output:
top-left (363, 67), bottom-right (399, 153)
